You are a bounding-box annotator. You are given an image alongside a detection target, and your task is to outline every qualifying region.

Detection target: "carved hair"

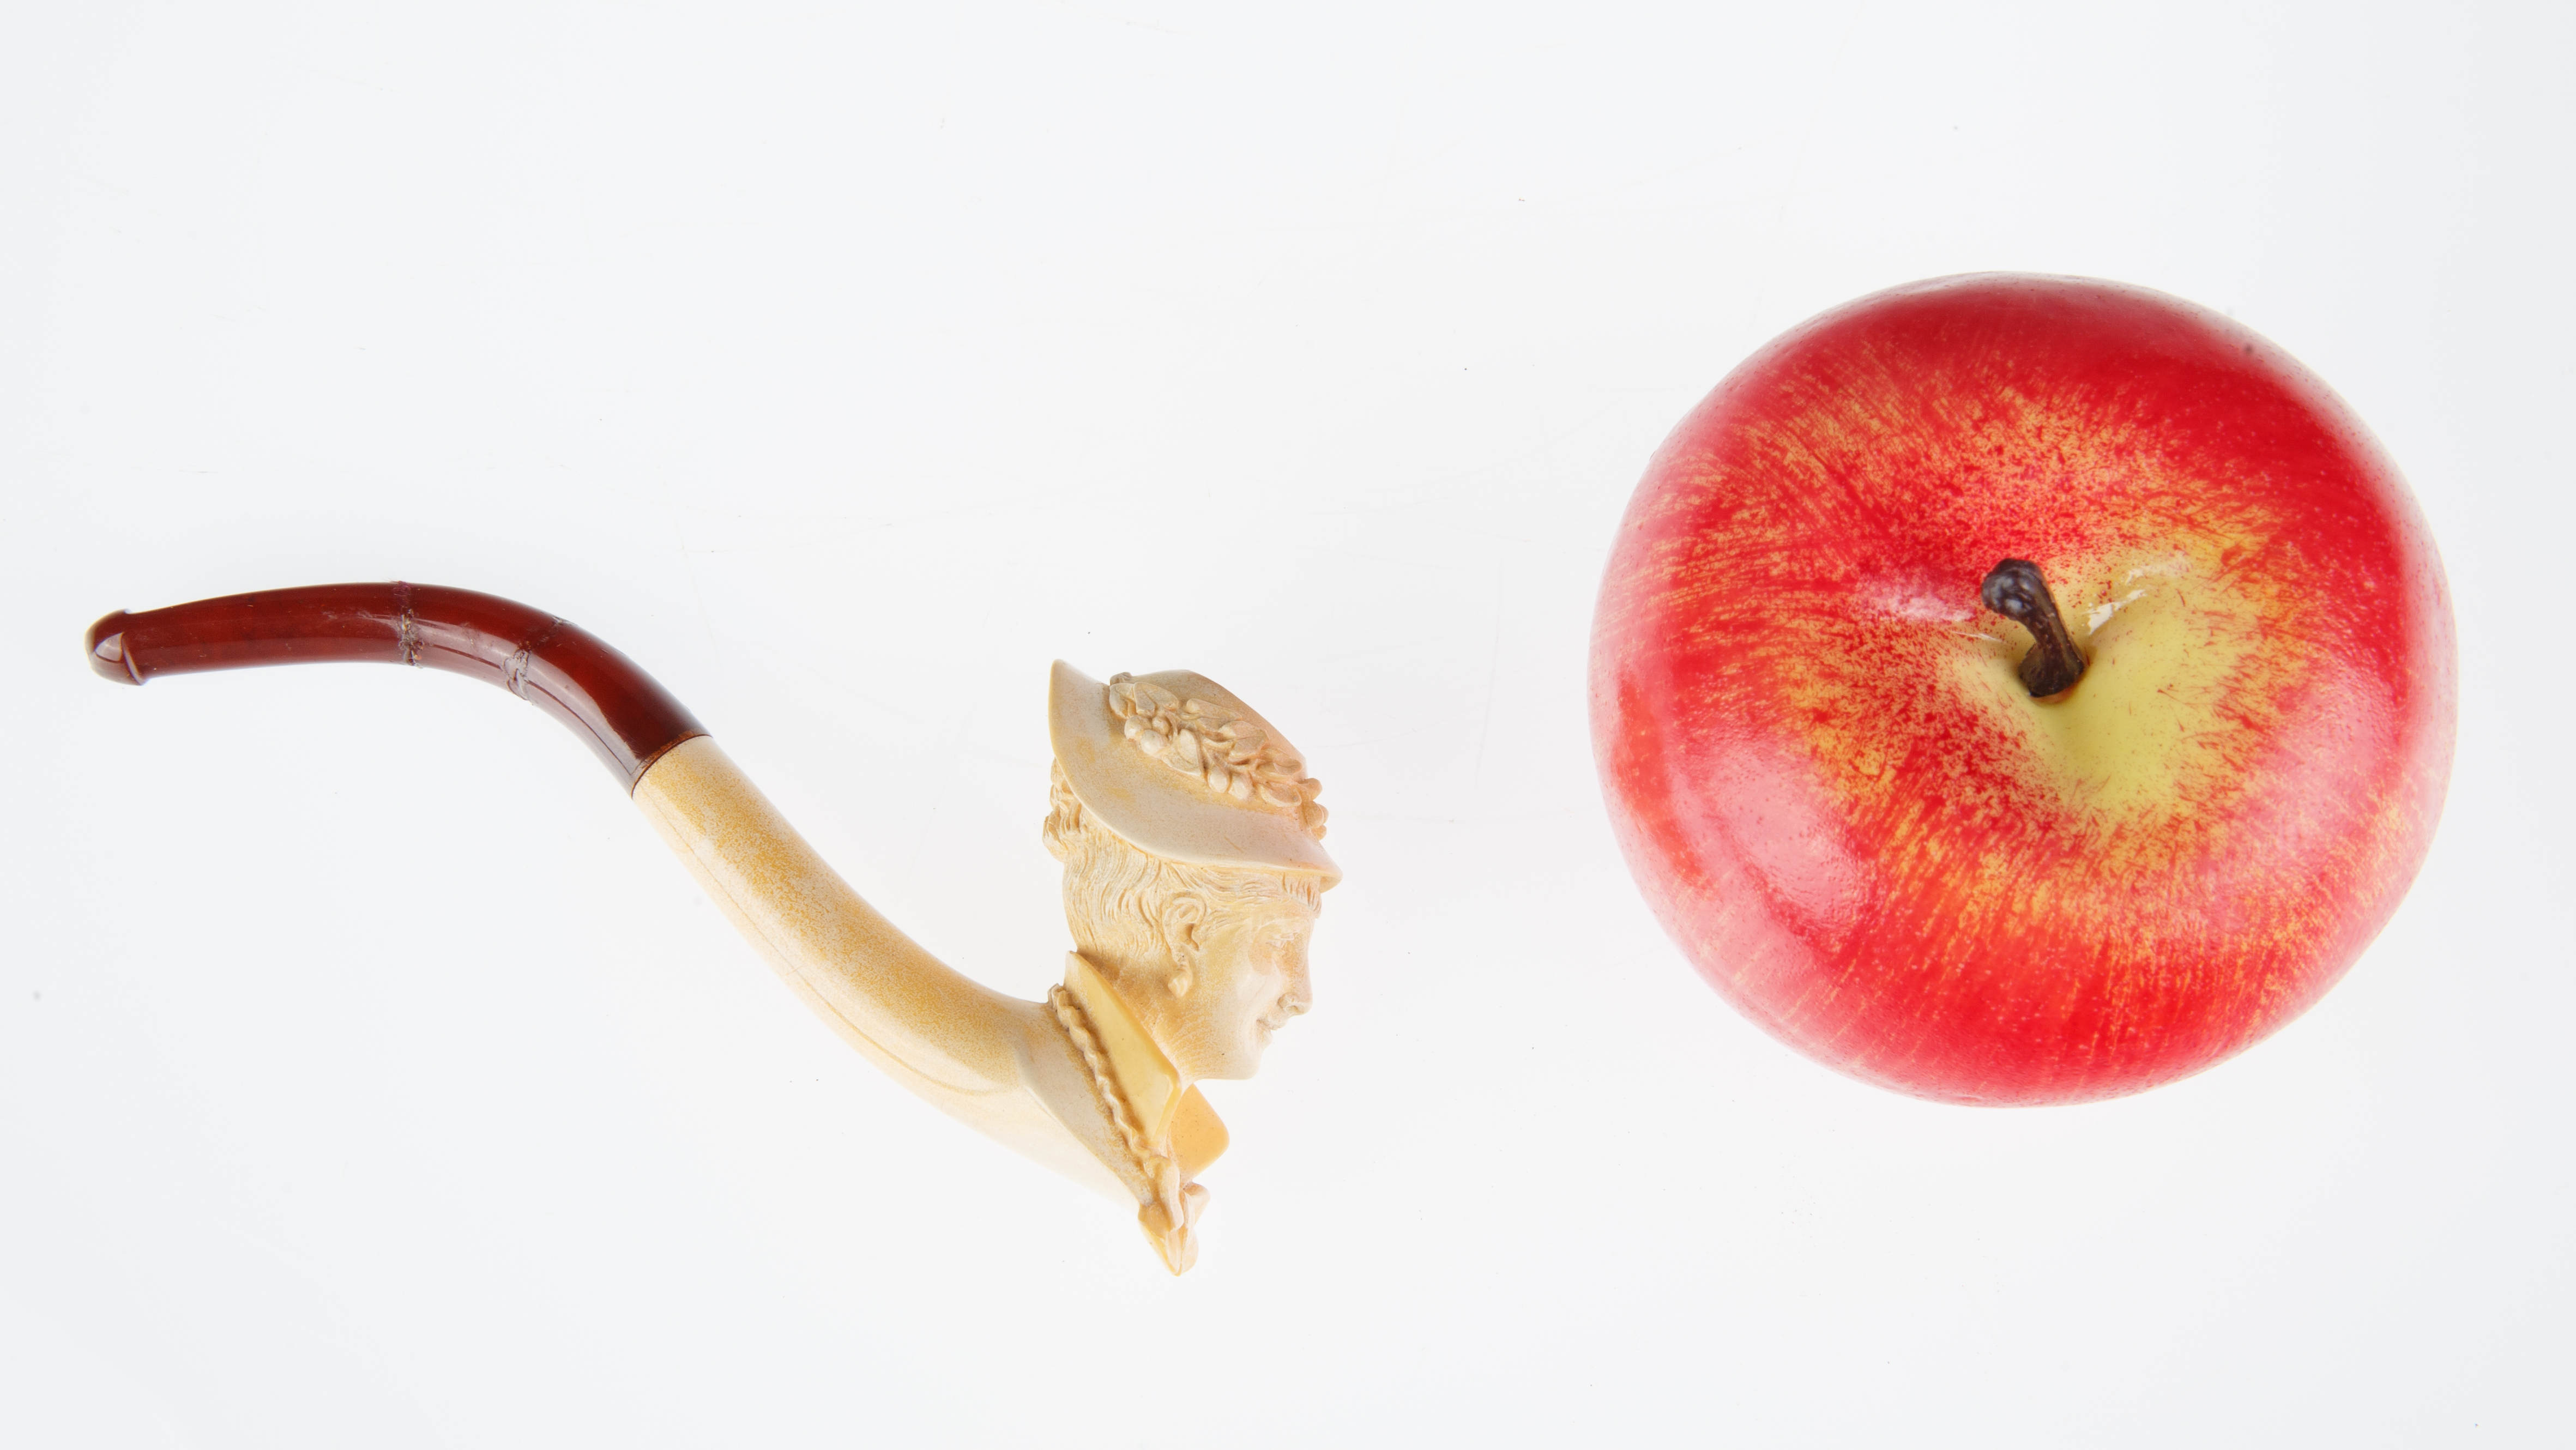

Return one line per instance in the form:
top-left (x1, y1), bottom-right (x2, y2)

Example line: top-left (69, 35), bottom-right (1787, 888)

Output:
top-left (1042, 762), bottom-right (1321, 977)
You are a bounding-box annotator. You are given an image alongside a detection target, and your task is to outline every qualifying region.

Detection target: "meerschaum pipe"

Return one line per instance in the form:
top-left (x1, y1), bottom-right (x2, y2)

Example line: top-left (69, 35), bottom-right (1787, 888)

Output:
top-left (85, 583), bottom-right (1338, 1273)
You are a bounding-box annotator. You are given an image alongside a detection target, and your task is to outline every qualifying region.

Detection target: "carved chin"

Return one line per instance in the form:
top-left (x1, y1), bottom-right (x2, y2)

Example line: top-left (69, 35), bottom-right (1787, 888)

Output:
top-left (1208, 1029), bottom-right (1271, 1076)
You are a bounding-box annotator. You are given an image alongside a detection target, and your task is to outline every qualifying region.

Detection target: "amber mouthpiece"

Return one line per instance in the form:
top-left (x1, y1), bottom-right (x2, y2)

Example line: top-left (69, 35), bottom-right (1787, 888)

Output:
top-left (85, 611), bottom-right (142, 685)
top-left (81, 583), bottom-right (705, 790)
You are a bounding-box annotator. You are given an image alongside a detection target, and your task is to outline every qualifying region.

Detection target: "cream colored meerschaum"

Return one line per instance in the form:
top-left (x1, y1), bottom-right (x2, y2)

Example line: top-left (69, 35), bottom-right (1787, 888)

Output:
top-left (630, 662), bottom-right (1340, 1273)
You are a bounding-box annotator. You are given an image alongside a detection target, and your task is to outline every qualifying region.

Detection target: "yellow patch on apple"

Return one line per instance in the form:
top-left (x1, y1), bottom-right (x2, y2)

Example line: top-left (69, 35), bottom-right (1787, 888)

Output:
top-left (1953, 540), bottom-right (2297, 846)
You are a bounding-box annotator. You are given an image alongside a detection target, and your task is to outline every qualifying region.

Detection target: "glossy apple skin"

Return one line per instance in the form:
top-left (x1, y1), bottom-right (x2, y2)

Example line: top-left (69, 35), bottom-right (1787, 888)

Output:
top-left (1591, 274), bottom-right (2455, 1104)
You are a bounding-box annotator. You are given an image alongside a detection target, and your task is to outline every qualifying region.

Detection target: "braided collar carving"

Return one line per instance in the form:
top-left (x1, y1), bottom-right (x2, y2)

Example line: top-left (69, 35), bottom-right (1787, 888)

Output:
top-left (1050, 955), bottom-right (1209, 1275)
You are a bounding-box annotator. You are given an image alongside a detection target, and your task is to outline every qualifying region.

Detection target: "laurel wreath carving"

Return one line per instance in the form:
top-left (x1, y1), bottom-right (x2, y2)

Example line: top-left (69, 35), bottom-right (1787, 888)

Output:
top-left (1106, 674), bottom-right (1328, 839)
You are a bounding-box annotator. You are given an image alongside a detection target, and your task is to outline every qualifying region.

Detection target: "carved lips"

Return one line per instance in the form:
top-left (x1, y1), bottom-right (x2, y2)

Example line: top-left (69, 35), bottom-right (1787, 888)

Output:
top-left (1589, 274), bottom-right (2457, 1104)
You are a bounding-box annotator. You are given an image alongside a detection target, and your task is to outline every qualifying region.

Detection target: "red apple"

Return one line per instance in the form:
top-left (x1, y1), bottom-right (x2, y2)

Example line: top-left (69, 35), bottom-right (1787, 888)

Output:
top-left (1590, 274), bottom-right (2455, 1104)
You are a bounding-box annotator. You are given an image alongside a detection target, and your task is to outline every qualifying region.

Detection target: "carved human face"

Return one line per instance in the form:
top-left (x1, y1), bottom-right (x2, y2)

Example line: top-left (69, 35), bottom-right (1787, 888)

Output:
top-left (1161, 892), bottom-right (1317, 1082)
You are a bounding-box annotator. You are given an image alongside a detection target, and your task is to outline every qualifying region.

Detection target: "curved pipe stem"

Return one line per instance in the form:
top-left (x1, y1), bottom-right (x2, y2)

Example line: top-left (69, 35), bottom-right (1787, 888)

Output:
top-left (84, 583), bottom-right (705, 790)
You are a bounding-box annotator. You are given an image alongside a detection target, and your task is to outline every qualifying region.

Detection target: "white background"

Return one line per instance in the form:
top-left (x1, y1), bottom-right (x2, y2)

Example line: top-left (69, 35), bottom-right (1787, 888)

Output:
top-left (2, 3), bottom-right (2567, 1445)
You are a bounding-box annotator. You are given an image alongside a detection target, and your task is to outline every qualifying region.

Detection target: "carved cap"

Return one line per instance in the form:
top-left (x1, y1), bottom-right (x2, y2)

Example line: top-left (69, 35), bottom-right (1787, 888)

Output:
top-left (1049, 661), bottom-right (1340, 887)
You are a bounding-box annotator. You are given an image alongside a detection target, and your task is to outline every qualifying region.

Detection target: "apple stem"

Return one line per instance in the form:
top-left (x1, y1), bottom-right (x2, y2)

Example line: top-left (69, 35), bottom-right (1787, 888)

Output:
top-left (1980, 559), bottom-right (2088, 698)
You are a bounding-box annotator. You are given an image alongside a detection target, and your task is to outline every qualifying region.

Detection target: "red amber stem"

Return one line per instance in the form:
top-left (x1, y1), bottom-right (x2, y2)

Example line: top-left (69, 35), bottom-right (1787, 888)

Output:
top-left (83, 583), bottom-right (706, 791)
